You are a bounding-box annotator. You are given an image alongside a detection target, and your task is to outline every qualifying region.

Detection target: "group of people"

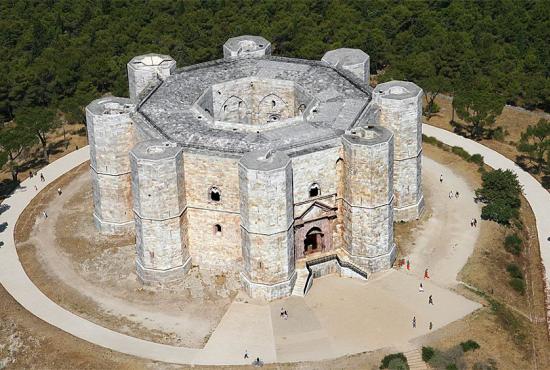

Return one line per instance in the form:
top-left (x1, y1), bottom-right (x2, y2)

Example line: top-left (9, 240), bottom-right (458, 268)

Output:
top-left (470, 218), bottom-right (478, 227)
top-left (412, 316), bottom-right (433, 331)
top-left (280, 307), bottom-right (288, 320)
top-left (243, 350), bottom-right (263, 367)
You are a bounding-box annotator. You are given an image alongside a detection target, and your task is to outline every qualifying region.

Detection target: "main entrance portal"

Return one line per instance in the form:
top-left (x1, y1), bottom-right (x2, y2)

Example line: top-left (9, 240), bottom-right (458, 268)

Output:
top-left (294, 201), bottom-right (337, 261)
top-left (304, 227), bottom-right (323, 255)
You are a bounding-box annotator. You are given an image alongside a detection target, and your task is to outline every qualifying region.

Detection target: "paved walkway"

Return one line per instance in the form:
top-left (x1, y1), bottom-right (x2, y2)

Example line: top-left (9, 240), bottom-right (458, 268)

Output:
top-left (0, 124), bottom-right (548, 365)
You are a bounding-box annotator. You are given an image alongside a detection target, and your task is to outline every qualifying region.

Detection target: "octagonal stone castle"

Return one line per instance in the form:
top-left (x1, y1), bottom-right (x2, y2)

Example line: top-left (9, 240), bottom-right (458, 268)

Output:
top-left (86, 35), bottom-right (424, 301)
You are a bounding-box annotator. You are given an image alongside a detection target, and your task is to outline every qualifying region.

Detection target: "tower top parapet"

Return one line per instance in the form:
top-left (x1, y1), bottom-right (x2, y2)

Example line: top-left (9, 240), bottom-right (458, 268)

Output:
top-left (223, 35), bottom-right (272, 58)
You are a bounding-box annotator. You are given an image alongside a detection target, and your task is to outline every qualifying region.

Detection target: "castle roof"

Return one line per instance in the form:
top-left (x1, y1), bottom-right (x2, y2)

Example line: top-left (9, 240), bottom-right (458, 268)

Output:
top-left (135, 56), bottom-right (375, 157)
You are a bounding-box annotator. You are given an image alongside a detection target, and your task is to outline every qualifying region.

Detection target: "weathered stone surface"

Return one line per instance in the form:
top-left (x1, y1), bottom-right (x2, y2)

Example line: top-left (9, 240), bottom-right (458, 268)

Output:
top-left (372, 81), bottom-right (424, 221)
top-left (322, 48), bottom-right (370, 83)
top-left (223, 35), bottom-right (272, 59)
top-left (127, 53), bottom-right (176, 102)
top-left (87, 35), bottom-right (424, 300)
top-left (86, 97), bottom-right (136, 235)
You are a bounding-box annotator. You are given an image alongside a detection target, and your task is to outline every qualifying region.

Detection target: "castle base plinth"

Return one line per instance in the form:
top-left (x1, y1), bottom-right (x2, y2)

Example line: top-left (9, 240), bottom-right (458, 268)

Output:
top-left (343, 244), bottom-right (397, 273)
top-left (93, 214), bottom-right (134, 235)
top-left (241, 271), bottom-right (297, 301)
top-left (394, 196), bottom-right (425, 222)
top-left (136, 257), bottom-right (192, 285)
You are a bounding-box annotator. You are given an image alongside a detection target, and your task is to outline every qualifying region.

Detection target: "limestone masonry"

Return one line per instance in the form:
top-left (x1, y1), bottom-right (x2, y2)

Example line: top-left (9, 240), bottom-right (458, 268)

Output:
top-left (86, 35), bottom-right (424, 300)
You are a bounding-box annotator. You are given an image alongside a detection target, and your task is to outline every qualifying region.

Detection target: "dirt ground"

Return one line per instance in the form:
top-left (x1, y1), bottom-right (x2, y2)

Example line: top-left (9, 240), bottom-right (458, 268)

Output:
top-left (15, 163), bottom-right (241, 348)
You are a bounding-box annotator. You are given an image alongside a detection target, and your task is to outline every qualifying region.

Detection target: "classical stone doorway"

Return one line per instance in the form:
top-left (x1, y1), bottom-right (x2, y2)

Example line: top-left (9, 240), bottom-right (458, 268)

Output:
top-left (294, 201), bottom-right (337, 261)
top-left (304, 227), bottom-right (323, 255)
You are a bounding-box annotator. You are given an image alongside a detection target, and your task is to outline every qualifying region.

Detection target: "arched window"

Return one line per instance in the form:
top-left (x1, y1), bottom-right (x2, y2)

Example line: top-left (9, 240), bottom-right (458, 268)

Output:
top-left (214, 224), bottom-right (222, 234)
top-left (209, 186), bottom-right (221, 202)
top-left (309, 183), bottom-right (320, 198)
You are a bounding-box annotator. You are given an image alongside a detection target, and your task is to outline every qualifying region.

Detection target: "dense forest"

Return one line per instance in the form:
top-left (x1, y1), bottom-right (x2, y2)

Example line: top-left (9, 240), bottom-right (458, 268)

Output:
top-left (0, 0), bottom-right (549, 126)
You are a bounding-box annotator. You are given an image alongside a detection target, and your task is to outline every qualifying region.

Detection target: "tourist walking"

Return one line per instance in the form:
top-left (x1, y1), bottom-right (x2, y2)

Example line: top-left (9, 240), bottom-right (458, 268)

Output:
top-left (42, 211), bottom-right (48, 219)
top-left (429, 321), bottom-right (433, 330)
top-left (406, 259), bottom-right (410, 271)
top-left (424, 268), bottom-right (430, 279)
top-left (440, 174), bottom-right (443, 183)
top-left (40, 173), bottom-right (45, 182)
top-left (29, 171), bottom-right (33, 179)
top-left (473, 218), bottom-right (477, 227)
top-left (280, 307), bottom-right (284, 318)
top-left (244, 350), bottom-right (249, 359)
top-left (419, 283), bottom-right (424, 292)
top-left (429, 295), bottom-right (434, 305)
top-left (34, 185), bottom-right (38, 191)
top-left (455, 191), bottom-right (459, 198)
top-left (448, 191), bottom-right (453, 199)
top-left (57, 188), bottom-right (62, 196)
top-left (412, 316), bottom-right (416, 328)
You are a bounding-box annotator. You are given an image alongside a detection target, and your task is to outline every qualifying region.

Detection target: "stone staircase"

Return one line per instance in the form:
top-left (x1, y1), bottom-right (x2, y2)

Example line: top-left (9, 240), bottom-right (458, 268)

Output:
top-left (404, 349), bottom-right (428, 370)
top-left (291, 268), bottom-right (310, 297)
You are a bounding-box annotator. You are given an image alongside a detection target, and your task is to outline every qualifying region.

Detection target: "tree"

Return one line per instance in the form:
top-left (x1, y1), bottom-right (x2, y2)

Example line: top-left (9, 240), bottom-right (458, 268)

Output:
top-left (0, 125), bottom-right (35, 182)
top-left (517, 119), bottom-right (550, 173)
top-left (475, 169), bottom-right (522, 225)
top-left (15, 107), bottom-right (58, 162)
top-left (453, 81), bottom-right (505, 140)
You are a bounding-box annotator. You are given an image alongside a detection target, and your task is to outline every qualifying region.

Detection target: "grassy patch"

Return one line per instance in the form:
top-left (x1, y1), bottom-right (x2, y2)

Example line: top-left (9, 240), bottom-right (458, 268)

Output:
top-left (504, 234), bottom-right (522, 256)
top-left (460, 339), bottom-right (480, 352)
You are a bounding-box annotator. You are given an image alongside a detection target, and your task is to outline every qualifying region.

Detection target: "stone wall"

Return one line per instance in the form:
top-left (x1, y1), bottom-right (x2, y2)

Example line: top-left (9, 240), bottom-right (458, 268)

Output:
top-left (183, 152), bottom-right (242, 268)
top-left (127, 54), bottom-right (176, 102)
top-left (86, 97), bottom-right (136, 234)
top-left (372, 81), bottom-right (424, 221)
top-left (341, 126), bottom-right (395, 272)
top-left (130, 141), bottom-right (190, 284)
top-left (239, 150), bottom-right (295, 299)
top-left (291, 146), bottom-right (340, 216)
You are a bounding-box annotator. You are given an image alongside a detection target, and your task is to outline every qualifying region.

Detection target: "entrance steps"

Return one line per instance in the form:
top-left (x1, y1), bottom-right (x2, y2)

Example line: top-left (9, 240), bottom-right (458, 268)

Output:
top-left (291, 268), bottom-right (310, 297)
top-left (404, 349), bottom-right (428, 370)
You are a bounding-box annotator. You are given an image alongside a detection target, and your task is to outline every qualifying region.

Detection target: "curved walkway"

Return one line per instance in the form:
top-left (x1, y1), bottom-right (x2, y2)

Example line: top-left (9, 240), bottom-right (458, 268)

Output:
top-left (0, 125), bottom-right (548, 364)
top-left (423, 124), bottom-right (550, 329)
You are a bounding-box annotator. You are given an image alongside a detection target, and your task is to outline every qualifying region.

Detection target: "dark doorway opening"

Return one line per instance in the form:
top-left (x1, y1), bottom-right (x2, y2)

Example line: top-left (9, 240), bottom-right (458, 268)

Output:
top-left (304, 227), bottom-right (323, 255)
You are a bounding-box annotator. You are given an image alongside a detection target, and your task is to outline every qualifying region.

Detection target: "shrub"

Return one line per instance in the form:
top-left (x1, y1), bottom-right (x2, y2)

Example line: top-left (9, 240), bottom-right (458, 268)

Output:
top-left (460, 339), bottom-right (480, 352)
top-left (506, 263), bottom-right (523, 279)
top-left (380, 353), bottom-right (408, 369)
top-left (509, 278), bottom-right (525, 294)
top-left (451, 146), bottom-right (471, 161)
top-left (446, 364), bottom-right (458, 370)
top-left (469, 153), bottom-right (484, 166)
top-left (504, 234), bottom-right (522, 255)
top-left (422, 346), bottom-right (435, 362)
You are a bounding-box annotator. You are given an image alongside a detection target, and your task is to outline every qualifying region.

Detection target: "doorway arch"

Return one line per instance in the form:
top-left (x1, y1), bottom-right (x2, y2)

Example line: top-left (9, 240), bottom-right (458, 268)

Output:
top-left (304, 227), bottom-right (324, 255)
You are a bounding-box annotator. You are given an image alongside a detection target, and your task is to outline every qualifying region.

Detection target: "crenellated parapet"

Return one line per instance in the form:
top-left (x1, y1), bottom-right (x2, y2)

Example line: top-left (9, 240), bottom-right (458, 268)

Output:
top-left (223, 35), bottom-right (271, 59)
top-left (130, 140), bottom-right (190, 285)
top-left (86, 97), bottom-right (136, 234)
top-left (372, 81), bottom-right (424, 221)
top-left (238, 149), bottom-right (296, 300)
top-left (341, 125), bottom-right (395, 272)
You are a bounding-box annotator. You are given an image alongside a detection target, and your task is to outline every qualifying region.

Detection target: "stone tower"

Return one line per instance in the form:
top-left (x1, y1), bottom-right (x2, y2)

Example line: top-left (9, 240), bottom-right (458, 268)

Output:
top-left (86, 97), bottom-right (136, 234)
top-left (372, 81), bottom-right (424, 221)
top-left (322, 48), bottom-right (370, 83)
top-left (130, 140), bottom-right (191, 284)
top-left (127, 54), bottom-right (177, 102)
top-left (341, 125), bottom-right (395, 272)
top-left (238, 149), bottom-right (296, 300)
top-left (223, 35), bottom-right (272, 59)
